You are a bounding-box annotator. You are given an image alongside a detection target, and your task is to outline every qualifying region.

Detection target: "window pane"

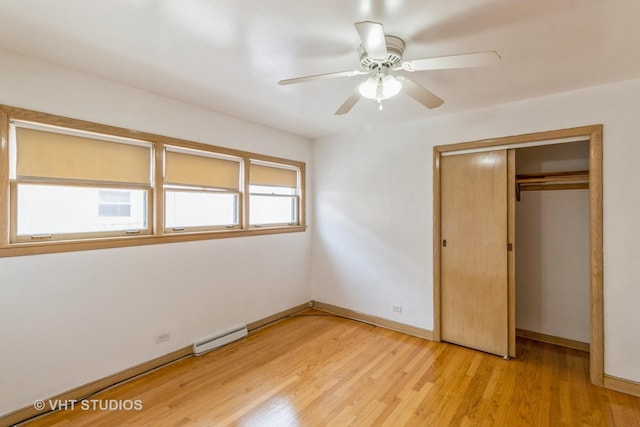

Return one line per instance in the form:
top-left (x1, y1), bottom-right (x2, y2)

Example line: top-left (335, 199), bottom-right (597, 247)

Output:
top-left (99, 190), bottom-right (131, 203)
top-left (17, 184), bottom-right (147, 235)
top-left (165, 191), bottom-right (237, 228)
top-left (250, 195), bottom-right (296, 225)
top-left (98, 204), bottom-right (132, 217)
top-left (98, 190), bottom-right (132, 217)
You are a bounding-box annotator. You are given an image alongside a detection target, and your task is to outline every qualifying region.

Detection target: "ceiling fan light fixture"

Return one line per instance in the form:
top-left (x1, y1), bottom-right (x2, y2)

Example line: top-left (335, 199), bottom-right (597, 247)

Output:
top-left (358, 74), bottom-right (402, 101)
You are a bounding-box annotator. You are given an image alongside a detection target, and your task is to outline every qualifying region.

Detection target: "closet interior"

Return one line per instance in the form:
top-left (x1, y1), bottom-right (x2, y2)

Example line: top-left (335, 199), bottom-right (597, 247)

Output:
top-left (514, 141), bottom-right (591, 350)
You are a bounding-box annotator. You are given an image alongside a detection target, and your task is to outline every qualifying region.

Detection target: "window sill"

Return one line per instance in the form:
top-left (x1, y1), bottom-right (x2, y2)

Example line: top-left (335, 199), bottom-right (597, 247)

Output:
top-left (0, 225), bottom-right (307, 258)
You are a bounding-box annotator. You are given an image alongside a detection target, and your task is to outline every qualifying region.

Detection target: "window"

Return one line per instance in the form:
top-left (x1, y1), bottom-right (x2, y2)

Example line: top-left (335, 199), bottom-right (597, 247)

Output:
top-left (249, 161), bottom-right (300, 226)
top-left (164, 147), bottom-right (241, 232)
top-left (0, 104), bottom-right (306, 257)
top-left (16, 185), bottom-right (147, 236)
top-left (9, 121), bottom-right (152, 242)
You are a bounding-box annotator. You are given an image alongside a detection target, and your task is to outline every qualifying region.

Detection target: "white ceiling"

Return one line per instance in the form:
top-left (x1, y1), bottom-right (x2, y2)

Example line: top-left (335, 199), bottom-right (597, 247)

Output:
top-left (0, 0), bottom-right (639, 140)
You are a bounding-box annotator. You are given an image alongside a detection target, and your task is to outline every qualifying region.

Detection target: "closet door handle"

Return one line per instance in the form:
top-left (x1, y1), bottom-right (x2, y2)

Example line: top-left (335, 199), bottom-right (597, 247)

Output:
top-left (443, 240), bottom-right (447, 247)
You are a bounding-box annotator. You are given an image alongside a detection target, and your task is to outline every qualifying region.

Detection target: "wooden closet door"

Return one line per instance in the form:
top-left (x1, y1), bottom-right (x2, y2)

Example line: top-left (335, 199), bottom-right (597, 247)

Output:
top-left (440, 150), bottom-right (509, 357)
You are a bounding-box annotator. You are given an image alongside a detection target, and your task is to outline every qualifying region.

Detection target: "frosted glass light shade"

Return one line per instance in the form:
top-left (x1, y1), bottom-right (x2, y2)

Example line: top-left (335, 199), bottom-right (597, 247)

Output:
top-left (381, 75), bottom-right (402, 98)
top-left (358, 76), bottom-right (379, 99)
top-left (358, 74), bottom-right (402, 100)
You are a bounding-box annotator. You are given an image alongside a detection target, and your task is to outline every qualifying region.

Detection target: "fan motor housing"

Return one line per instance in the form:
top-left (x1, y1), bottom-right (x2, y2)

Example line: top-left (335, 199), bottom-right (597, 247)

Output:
top-left (358, 35), bottom-right (405, 70)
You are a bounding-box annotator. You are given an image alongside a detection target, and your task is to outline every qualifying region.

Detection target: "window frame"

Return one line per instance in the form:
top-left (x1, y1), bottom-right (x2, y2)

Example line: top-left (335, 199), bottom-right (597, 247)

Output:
top-left (10, 180), bottom-right (153, 243)
top-left (8, 120), bottom-right (155, 243)
top-left (162, 145), bottom-right (243, 233)
top-left (248, 160), bottom-right (301, 228)
top-left (0, 105), bottom-right (306, 257)
top-left (164, 186), bottom-right (241, 233)
top-left (249, 191), bottom-right (299, 228)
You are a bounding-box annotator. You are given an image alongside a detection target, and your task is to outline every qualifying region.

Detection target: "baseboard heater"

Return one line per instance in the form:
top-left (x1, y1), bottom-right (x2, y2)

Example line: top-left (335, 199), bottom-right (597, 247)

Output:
top-left (193, 325), bottom-right (248, 356)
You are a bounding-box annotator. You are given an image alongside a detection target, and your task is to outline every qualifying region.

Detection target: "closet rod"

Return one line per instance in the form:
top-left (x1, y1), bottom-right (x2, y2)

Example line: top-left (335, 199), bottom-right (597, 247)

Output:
top-left (516, 170), bottom-right (589, 201)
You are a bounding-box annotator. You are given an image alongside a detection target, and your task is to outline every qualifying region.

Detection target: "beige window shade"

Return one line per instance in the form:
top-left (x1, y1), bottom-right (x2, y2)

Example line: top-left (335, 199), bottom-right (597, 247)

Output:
top-left (250, 164), bottom-right (298, 188)
top-left (16, 127), bottom-right (151, 184)
top-left (165, 150), bottom-right (240, 190)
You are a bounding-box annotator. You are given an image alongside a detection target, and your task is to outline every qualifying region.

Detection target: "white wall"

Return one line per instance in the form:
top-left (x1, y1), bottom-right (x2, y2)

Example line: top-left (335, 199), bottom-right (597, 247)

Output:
top-left (312, 78), bottom-right (640, 384)
top-left (0, 49), bottom-right (313, 416)
top-left (515, 143), bottom-right (590, 342)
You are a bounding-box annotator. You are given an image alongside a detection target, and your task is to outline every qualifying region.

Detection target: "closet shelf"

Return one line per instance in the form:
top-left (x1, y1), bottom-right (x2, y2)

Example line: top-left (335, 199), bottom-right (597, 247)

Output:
top-left (516, 170), bottom-right (589, 184)
top-left (516, 170), bottom-right (589, 200)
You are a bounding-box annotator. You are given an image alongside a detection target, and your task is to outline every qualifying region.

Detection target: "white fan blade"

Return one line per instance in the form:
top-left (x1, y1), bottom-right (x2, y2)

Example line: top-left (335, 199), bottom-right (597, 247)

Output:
top-left (397, 76), bottom-right (444, 109)
top-left (279, 70), bottom-right (365, 85)
top-left (401, 51), bottom-right (501, 72)
top-left (335, 91), bottom-right (362, 115)
top-left (355, 21), bottom-right (388, 60)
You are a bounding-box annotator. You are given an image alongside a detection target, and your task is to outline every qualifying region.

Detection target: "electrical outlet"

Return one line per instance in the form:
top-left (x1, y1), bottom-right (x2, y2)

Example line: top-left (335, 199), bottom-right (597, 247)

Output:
top-left (392, 305), bottom-right (402, 313)
top-left (155, 333), bottom-right (170, 343)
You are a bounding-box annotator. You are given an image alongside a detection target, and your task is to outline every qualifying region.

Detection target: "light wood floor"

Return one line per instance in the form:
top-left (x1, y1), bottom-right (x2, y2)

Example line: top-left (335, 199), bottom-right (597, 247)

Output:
top-left (22, 309), bottom-right (640, 426)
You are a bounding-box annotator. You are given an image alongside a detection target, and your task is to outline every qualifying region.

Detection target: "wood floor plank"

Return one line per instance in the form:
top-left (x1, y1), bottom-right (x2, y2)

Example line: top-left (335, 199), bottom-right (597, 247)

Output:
top-left (19, 309), bottom-right (640, 426)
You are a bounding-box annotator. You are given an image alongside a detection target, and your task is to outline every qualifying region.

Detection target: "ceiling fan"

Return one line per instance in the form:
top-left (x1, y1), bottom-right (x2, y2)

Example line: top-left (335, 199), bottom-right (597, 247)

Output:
top-left (278, 21), bottom-right (500, 115)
